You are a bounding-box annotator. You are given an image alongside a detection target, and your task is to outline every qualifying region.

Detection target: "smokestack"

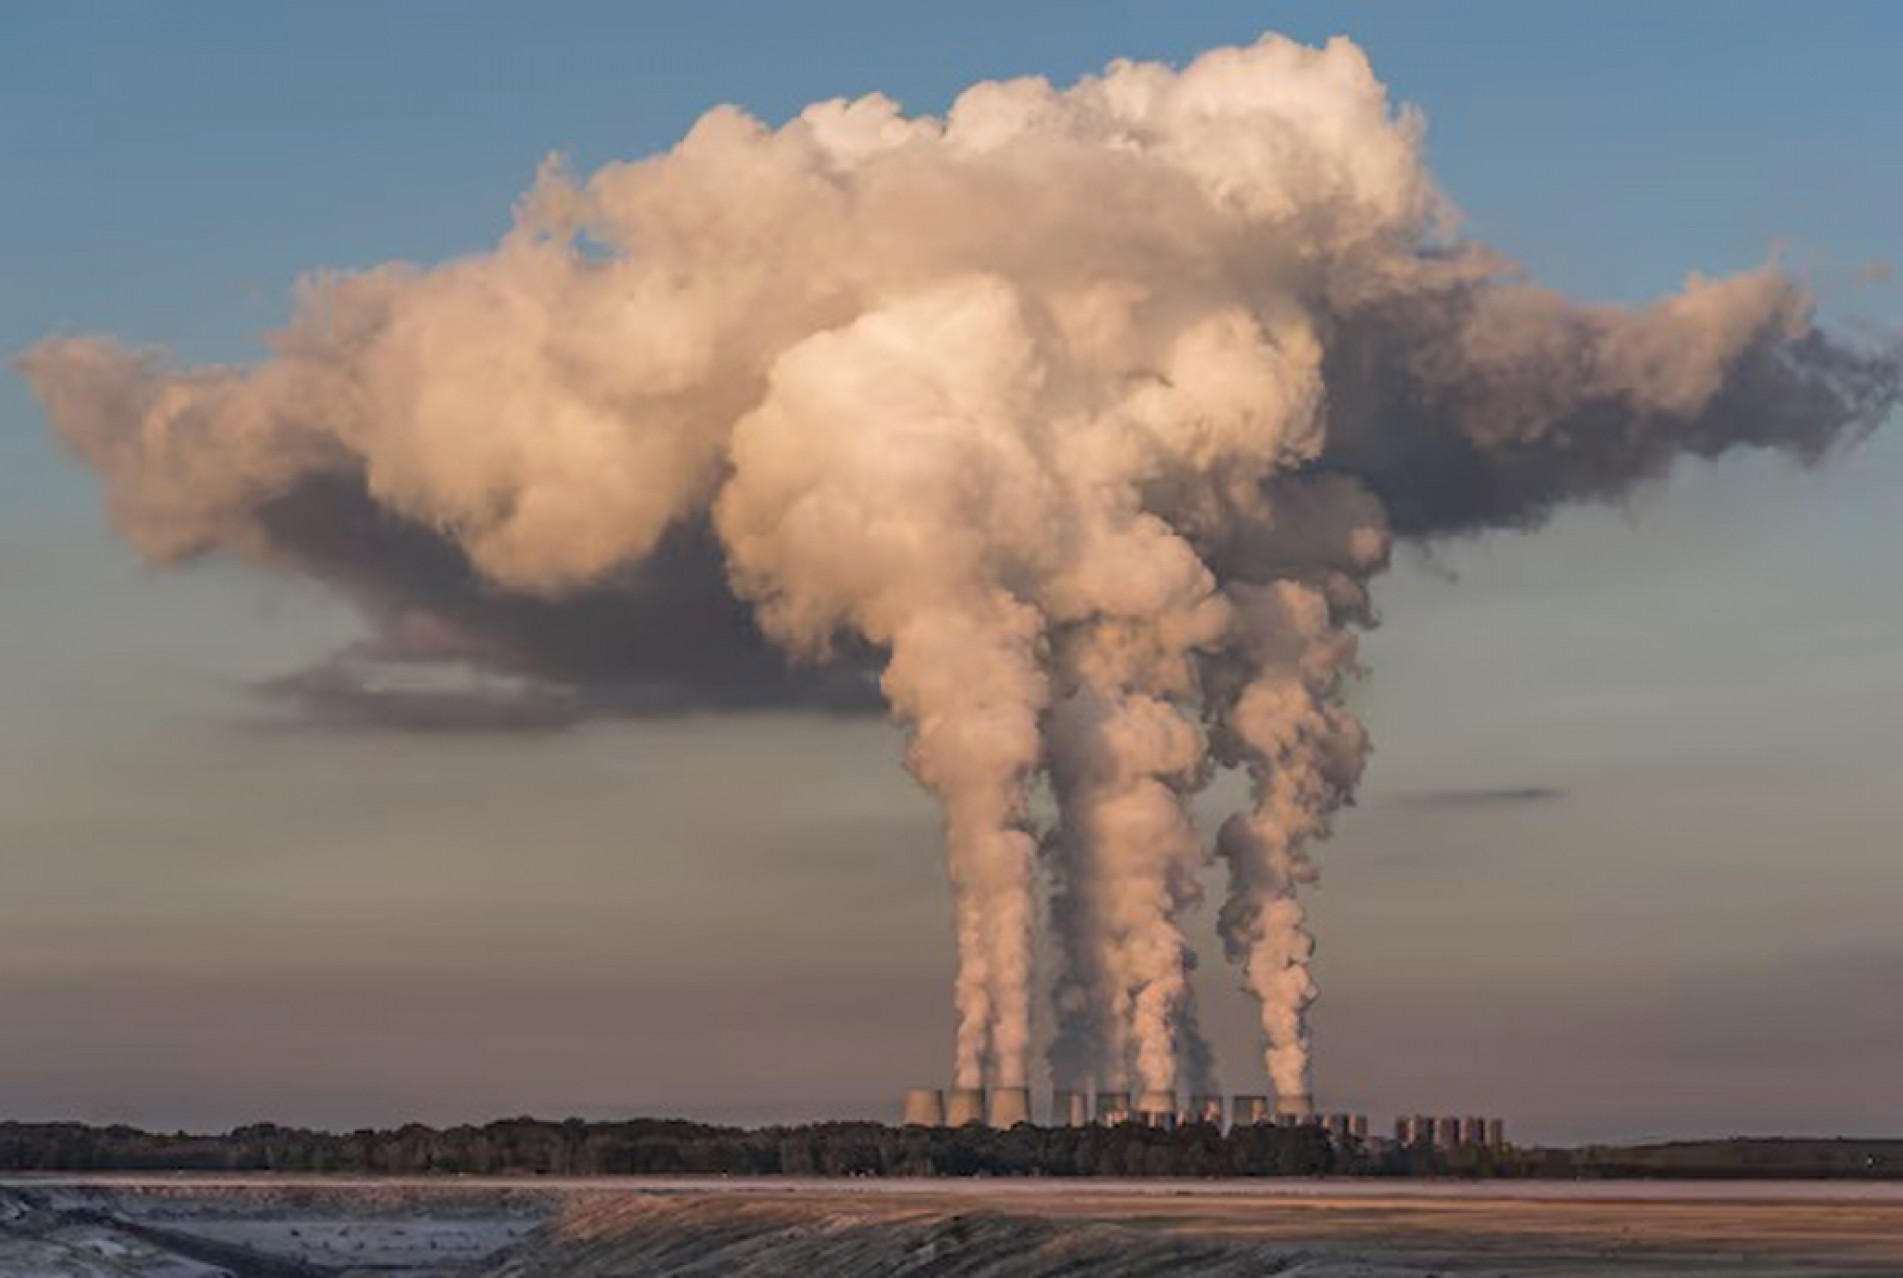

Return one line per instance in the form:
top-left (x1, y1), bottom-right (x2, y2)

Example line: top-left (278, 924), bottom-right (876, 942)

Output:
top-left (946, 1086), bottom-right (988, 1127)
top-left (989, 1085), bottom-right (1031, 1128)
top-left (1232, 1094), bottom-right (1271, 1125)
top-left (1185, 1094), bottom-right (1224, 1127)
top-left (1094, 1091), bottom-right (1132, 1125)
top-left (901, 1088), bottom-right (945, 1127)
top-left (1051, 1087), bottom-right (1089, 1127)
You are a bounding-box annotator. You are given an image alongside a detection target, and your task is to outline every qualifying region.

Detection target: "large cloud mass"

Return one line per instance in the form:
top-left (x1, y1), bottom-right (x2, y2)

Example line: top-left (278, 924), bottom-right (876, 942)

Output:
top-left (21, 34), bottom-right (1897, 1107)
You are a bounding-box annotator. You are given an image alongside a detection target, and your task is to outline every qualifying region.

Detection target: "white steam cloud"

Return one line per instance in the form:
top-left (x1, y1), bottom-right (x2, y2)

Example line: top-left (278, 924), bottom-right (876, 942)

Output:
top-left (20, 34), bottom-right (1897, 1105)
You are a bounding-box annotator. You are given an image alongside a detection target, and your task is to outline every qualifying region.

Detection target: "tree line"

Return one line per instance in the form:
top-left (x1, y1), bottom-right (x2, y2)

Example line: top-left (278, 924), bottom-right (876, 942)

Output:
top-left (0, 1118), bottom-right (1386, 1177)
top-left (3, 1119), bottom-right (1890, 1178)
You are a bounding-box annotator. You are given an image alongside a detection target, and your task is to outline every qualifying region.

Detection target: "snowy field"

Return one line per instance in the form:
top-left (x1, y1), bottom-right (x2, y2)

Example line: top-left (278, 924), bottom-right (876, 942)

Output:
top-left (8, 1175), bottom-right (1903, 1276)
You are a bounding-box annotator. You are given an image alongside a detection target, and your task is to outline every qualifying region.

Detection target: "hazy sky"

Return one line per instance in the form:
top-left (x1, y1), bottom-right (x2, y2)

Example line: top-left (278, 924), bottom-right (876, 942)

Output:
top-left (3, 1), bottom-right (1899, 1143)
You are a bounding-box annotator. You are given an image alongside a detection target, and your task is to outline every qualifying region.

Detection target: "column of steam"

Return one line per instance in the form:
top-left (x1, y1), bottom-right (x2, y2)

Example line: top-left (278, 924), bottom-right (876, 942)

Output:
top-left (1213, 577), bottom-right (1373, 1113)
top-left (883, 606), bottom-right (1046, 1098)
top-left (1035, 448), bottom-right (1238, 1118)
top-left (715, 282), bottom-right (1055, 1105)
top-left (1043, 727), bottom-right (1132, 1108)
top-left (1044, 631), bottom-right (1210, 1112)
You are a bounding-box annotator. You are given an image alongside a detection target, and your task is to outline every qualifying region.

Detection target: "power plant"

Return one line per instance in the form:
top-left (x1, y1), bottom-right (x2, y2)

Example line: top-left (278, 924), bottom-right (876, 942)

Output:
top-left (901, 1086), bottom-right (1506, 1148)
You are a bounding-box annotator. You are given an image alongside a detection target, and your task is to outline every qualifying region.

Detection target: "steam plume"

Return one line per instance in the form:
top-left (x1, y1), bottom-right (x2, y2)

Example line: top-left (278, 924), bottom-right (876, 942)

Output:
top-left (20, 33), bottom-right (1897, 1100)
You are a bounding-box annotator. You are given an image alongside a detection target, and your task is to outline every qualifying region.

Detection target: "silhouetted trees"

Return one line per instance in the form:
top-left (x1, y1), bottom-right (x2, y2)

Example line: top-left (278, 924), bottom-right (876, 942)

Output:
top-left (3, 1120), bottom-right (1888, 1179)
top-left (0, 1117), bottom-right (1338, 1177)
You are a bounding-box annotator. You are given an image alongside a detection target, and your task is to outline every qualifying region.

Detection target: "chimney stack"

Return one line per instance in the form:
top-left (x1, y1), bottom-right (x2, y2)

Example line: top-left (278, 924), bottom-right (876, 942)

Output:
top-left (901, 1088), bottom-right (945, 1127)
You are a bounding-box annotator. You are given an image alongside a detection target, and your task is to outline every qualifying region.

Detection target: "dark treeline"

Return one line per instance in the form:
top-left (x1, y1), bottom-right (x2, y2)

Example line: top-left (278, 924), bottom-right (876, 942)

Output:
top-left (1, 1120), bottom-right (1895, 1179)
top-left (0, 1118), bottom-right (1424, 1178)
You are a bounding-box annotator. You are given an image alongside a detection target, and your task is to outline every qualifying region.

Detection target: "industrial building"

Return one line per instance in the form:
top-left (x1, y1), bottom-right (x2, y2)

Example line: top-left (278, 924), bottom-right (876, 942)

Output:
top-left (899, 1085), bottom-right (1485, 1145)
top-left (1392, 1112), bottom-right (1509, 1151)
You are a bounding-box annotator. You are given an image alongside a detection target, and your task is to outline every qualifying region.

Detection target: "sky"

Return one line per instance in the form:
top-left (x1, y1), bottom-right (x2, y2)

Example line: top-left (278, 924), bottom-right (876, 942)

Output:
top-left (2, 1), bottom-right (1899, 1144)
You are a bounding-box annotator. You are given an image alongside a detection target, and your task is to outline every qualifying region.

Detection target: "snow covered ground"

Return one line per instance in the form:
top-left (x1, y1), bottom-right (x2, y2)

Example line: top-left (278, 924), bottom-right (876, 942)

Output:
top-left (7, 1176), bottom-right (1903, 1276)
top-left (0, 1181), bottom-right (544, 1277)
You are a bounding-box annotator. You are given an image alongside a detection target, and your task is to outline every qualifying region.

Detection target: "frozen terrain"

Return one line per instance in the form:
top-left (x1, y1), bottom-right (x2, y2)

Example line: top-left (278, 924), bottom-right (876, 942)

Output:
top-left (8, 1177), bottom-right (1903, 1276)
top-left (0, 1180), bottom-right (545, 1277)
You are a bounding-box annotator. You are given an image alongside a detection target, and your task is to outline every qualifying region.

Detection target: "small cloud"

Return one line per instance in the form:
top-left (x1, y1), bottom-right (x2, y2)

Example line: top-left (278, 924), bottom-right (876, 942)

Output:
top-left (1857, 259), bottom-right (1893, 285)
top-left (1386, 785), bottom-right (1565, 811)
top-left (253, 647), bottom-right (886, 736)
top-left (258, 661), bottom-right (585, 735)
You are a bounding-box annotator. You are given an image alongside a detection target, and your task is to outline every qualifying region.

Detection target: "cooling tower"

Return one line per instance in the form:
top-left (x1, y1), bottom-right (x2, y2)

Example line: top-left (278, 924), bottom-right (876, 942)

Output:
top-left (1461, 1116), bottom-right (1487, 1147)
top-left (946, 1086), bottom-right (988, 1127)
top-left (1324, 1113), bottom-right (1351, 1139)
top-left (1232, 1094), bottom-right (1272, 1125)
top-left (1094, 1091), bottom-right (1132, 1124)
top-left (901, 1088), bottom-right (945, 1127)
top-left (1351, 1114), bottom-right (1369, 1140)
top-left (1186, 1094), bottom-right (1225, 1127)
top-left (1438, 1115), bottom-right (1463, 1149)
top-left (989, 1086), bottom-right (1032, 1128)
top-left (1275, 1093), bottom-right (1314, 1122)
top-left (1051, 1087), bottom-right (1089, 1127)
top-left (1486, 1117), bottom-right (1506, 1150)
top-left (1136, 1090), bottom-right (1176, 1128)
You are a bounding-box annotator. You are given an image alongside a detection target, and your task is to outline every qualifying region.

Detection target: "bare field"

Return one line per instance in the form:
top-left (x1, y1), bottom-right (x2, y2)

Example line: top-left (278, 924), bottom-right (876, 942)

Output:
top-left (7, 1176), bottom-right (1903, 1276)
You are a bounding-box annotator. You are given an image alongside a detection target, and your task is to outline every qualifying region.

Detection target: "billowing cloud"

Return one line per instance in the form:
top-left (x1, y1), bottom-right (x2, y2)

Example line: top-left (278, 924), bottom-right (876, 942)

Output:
top-left (20, 33), bottom-right (1897, 1107)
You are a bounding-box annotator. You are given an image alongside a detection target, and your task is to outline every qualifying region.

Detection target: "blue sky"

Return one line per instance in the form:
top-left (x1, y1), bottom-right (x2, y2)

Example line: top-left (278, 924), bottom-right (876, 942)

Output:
top-left (2, 1), bottom-right (1899, 1140)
